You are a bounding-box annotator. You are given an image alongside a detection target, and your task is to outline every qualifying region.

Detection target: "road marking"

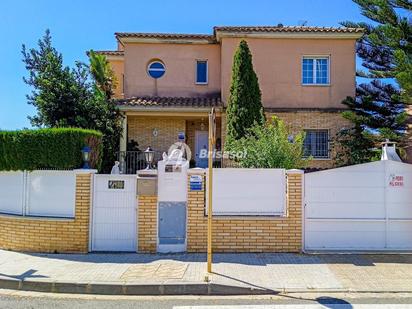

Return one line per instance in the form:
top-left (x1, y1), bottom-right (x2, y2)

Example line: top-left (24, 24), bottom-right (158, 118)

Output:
top-left (174, 305), bottom-right (412, 309)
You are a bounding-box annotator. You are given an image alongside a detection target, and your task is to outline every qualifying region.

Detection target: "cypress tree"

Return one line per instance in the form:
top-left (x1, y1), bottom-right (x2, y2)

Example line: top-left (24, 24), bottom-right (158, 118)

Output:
top-left (225, 40), bottom-right (265, 147)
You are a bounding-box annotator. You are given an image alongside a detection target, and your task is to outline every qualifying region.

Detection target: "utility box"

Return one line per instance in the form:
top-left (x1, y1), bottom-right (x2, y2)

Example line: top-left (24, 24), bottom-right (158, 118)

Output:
top-left (156, 149), bottom-right (189, 253)
top-left (137, 177), bottom-right (157, 195)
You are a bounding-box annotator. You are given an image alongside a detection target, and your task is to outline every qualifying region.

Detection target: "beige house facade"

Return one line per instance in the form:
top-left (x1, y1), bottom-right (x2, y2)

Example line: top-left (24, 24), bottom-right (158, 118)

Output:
top-left (95, 26), bottom-right (363, 169)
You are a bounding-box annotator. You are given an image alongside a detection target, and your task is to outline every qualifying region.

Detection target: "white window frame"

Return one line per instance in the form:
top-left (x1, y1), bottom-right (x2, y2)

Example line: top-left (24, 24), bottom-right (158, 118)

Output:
top-left (301, 56), bottom-right (330, 86)
top-left (195, 59), bottom-right (208, 85)
top-left (303, 129), bottom-right (331, 160)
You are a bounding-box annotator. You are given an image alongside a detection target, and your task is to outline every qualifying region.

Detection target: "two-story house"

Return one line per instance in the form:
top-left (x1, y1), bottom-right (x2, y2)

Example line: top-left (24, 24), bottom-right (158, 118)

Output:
top-left (94, 26), bottom-right (363, 169)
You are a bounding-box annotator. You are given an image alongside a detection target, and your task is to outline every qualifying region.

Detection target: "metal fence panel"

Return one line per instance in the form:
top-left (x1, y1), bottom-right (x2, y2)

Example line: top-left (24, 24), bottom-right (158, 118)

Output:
top-left (208, 168), bottom-right (286, 216)
top-left (0, 171), bottom-right (25, 215)
top-left (26, 170), bottom-right (76, 218)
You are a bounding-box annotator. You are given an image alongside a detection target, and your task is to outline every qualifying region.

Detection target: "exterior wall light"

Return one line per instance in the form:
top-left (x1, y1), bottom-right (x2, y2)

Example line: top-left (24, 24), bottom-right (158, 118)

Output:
top-left (144, 146), bottom-right (155, 170)
top-left (81, 146), bottom-right (91, 169)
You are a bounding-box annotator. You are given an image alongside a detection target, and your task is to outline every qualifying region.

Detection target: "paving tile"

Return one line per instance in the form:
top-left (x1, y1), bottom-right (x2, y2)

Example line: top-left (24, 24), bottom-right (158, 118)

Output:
top-left (0, 250), bottom-right (411, 292)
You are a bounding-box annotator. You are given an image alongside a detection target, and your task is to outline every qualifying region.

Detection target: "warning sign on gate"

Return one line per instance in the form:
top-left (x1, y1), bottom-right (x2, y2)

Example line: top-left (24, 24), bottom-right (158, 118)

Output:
top-left (389, 174), bottom-right (404, 187)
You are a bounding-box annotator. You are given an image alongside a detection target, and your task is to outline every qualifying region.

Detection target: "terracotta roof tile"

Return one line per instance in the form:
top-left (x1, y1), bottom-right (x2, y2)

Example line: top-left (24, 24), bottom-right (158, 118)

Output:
top-left (116, 96), bottom-right (222, 108)
top-left (93, 50), bottom-right (124, 56)
top-left (213, 26), bottom-right (364, 34)
top-left (115, 32), bottom-right (216, 42)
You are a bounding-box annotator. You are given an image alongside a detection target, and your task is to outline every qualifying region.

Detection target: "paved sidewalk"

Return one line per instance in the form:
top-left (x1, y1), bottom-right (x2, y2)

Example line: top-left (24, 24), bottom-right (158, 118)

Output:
top-left (0, 250), bottom-right (411, 294)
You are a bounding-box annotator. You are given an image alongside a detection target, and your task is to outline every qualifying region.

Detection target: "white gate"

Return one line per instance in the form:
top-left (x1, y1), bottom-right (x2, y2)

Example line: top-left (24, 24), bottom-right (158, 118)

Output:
top-left (304, 160), bottom-right (412, 251)
top-left (91, 174), bottom-right (137, 251)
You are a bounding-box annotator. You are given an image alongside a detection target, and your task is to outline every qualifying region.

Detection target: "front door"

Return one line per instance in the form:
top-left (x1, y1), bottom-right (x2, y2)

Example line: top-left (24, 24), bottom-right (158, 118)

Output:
top-left (195, 130), bottom-right (208, 168)
top-left (91, 175), bottom-right (137, 252)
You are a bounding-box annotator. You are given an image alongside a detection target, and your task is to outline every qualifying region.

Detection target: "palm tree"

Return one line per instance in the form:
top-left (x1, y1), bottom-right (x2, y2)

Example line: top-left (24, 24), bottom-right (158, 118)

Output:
top-left (88, 50), bottom-right (117, 100)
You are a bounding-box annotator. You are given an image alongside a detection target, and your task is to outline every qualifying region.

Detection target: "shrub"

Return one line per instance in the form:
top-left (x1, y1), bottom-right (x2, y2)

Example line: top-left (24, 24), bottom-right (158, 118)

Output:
top-left (228, 116), bottom-right (310, 169)
top-left (0, 128), bottom-right (102, 171)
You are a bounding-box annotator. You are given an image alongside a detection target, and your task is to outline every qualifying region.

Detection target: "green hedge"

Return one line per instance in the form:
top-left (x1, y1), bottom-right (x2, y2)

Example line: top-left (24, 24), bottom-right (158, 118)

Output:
top-left (0, 128), bottom-right (102, 171)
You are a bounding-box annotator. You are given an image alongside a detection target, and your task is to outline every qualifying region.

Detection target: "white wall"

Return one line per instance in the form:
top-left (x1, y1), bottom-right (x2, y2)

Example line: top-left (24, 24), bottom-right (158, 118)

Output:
top-left (209, 168), bottom-right (286, 216)
top-left (0, 170), bottom-right (77, 218)
top-left (26, 170), bottom-right (76, 218)
top-left (0, 171), bottom-right (25, 215)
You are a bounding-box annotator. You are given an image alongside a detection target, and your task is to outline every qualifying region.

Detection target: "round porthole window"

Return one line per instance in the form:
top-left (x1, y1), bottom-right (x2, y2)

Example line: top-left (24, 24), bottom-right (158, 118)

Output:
top-left (147, 61), bottom-right (165, 79)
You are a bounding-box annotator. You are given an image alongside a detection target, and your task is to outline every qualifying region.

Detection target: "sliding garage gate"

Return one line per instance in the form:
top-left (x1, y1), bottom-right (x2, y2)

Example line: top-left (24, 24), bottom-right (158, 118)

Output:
top-left (304, 160), bottom-right (412, 251)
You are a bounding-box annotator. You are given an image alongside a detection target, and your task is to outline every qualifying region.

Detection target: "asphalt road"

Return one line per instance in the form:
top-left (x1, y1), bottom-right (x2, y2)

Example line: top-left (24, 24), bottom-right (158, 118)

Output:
top-left (1, 290), bottom-right (412, 309)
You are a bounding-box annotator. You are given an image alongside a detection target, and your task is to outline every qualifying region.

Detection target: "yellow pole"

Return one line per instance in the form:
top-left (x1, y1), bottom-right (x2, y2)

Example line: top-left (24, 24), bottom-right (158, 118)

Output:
top-left (207, 111), bottom-right (214, 273)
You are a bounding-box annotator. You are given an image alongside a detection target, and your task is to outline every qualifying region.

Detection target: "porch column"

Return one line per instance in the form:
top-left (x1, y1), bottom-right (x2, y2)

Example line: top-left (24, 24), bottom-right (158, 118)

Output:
top-left (120, 113), bottom-right (128, 152)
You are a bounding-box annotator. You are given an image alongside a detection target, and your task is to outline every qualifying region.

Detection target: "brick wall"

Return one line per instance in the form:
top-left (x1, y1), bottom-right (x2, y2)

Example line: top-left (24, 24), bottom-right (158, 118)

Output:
top-left (186, 170), bottom-right (303, 253)
top-left (268, 111), bottom-right (351, 169)
top-left (0, 173), bottom-right (92, 253)
top-left (128, 116), bottom-right (185, 154)
top-left (137, 195), bottom-right (157, 252)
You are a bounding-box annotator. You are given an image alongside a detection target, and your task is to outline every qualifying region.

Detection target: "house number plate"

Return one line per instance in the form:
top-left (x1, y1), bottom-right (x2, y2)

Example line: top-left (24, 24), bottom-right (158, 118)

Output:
top-left (108, 180), bottom-right (125, 189)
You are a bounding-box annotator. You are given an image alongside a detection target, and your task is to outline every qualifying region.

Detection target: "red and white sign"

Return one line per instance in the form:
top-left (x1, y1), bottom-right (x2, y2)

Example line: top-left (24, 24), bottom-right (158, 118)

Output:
top-left (389, 174), bottom-right (404, 187)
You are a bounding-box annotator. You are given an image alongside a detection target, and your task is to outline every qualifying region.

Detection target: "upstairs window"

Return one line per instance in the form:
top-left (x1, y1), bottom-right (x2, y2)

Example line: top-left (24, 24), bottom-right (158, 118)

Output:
top-left (302, 57), bottom-right (329, 85)
top-left (147, 61), bottom-right (165, 79)
top-left (196, 60), bottom-right (208, 84)
top-left (304, 130), bottom-right (330, 159)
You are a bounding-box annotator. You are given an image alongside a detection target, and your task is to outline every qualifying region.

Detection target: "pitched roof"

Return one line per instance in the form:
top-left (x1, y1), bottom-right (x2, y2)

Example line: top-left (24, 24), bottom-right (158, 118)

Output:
top-left (114, 26), bottom-right (363, 44)
top-left (93, 50), bottom-right (124, 56)
top-left (115, 32), bottom-right (215, 42)
top-left (213, 26), bottom-right (364, 34)
top-left (116, 96), bottom-right (222, 109)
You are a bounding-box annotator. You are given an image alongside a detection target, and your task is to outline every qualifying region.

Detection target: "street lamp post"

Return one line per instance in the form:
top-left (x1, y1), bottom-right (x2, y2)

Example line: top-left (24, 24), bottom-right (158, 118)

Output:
top-left (207, 108), bottom-right (216, 273)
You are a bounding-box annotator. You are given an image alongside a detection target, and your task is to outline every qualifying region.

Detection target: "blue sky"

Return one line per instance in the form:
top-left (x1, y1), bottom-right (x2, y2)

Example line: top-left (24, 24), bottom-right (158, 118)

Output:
top-left (0, 0), bottom-right (367, 130)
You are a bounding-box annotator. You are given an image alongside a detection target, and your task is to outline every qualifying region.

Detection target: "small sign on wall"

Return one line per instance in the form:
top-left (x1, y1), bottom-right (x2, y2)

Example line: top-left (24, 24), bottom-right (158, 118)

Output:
top-left (389, 174), bottom-right (404, 187)
top-left (108, 180), bottom-right (125, 189)
top-left (190, 175), bottom-right (203, 191)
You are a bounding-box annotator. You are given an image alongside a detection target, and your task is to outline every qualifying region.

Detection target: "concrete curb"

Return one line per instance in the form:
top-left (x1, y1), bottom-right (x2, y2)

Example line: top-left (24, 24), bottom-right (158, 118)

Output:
top-left (0, 278), bottom-right (272, 295)
top-left (2, 278), bottom-right (412, 295)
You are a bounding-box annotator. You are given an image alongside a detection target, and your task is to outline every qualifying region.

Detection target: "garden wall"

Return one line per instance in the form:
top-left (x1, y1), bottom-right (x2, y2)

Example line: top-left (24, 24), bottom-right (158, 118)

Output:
top-left (0, 171), bottom-right (93, 253)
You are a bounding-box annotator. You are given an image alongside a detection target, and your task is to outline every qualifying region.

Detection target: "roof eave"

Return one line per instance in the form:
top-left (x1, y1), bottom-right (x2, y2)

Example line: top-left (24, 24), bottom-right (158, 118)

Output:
top-left (118, 106), bottom-right (222, 113)
top-left (116, 36), bottom-right (216, 45)
top-left (215, 31), bottom-right (363, 41)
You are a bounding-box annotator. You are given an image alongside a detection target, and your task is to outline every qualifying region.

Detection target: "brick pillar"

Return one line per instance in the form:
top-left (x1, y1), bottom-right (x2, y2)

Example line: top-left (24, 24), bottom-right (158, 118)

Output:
top-left (187, 171), bottom-right (207, 252)
top-left (138, 195), bottom-right (157, 252)
top-left (74, 173), bottom-right (93, 253)
top-left (285, 169), bottom-right (304, 252)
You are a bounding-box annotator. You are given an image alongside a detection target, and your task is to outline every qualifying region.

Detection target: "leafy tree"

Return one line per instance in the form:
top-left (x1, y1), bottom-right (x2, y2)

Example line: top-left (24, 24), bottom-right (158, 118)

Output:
top-left (228, 116), bottom-right (309, 169)
top-left (22, 30), bottom-right (92, 128)
top-left (225, 40), bottom-right (265, 148)
top-left (337, 0), bottom-right (412, 165)
top-left (22, 30), bottom-right (123, 172)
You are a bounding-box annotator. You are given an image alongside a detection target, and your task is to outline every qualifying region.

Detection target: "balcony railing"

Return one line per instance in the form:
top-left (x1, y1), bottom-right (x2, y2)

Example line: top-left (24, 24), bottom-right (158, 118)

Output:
top-left (116, 151), bottom-right (163, 174)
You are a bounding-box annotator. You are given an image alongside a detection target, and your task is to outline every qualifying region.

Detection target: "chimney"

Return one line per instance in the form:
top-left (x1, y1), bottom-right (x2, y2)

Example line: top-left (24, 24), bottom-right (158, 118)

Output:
top-left (381, 139), bottom-right (402, 162)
